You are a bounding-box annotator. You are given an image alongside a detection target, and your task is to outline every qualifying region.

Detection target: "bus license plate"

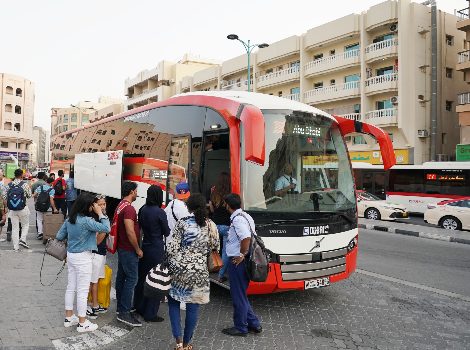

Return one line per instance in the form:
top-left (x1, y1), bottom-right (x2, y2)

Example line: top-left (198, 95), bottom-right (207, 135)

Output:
top-left (305, 277), bottom-right (330, 289)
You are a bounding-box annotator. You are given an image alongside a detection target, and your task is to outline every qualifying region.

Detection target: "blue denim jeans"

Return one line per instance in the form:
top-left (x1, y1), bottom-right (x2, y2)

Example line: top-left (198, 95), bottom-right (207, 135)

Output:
top-left (115, 248), bottom-right (139, 314)
top-left (217, 225), bottom-right (230, 278)
top-left (168, 296), bottom-right (200, 344)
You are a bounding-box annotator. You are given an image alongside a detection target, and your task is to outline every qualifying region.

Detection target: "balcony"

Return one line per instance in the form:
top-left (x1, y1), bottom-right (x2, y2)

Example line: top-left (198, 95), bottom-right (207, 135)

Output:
top-left (338, 113), bottom-right (361, 121)
top-left (304, 49), bottom-right (360, 77)
top-left (283, 93), bottom-right (300, 102)
top-left (457, 92), bottom-right (470, 114)
top-left (457, 50), bottom-right (470, 74)
top-left (304, 81), bottom-right (360, 105)
top-left (365, 38), bottom-right (398, 63)
top-left (365, 108), bottom-right (397, 126)
top-left (364, 73), bottom-right (397, 95)
top-left (221, 79), bottom-right (250, 91)
top-left (257, 66), bottom-right (300, 90)
top-left (456, 7), bottom-right (470, 31)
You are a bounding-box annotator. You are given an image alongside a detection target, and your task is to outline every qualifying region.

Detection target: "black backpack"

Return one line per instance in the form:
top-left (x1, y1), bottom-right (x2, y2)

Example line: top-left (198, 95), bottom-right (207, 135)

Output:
top-left (53, 179), bottom-right (64, 196)
top-left (7, 181), bottom-right (26, 211)
top-left (35, 185), bottom-right (52, 212)
top-left (233, 213), bottom-right (269, 283)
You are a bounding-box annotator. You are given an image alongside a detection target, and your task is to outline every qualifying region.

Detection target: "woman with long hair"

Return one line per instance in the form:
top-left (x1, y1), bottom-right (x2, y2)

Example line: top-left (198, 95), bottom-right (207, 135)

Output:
top-left (56, 192), bottom-right (110, 333)
top-left (133, 185), bottom-right (170, 322)
top-left (167, 193), bottom-right (219, 350)
top-left (208, 172), bottom-right (231, 282)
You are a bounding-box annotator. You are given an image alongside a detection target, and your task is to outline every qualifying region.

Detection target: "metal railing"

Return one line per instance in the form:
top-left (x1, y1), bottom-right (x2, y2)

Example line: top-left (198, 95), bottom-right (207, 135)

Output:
top-left (365, 38), bottom-right (398, 54)
top-left (221, 79), bottom-right (251, 90)
top-left (456, 7), bottom-right (470, 21)
top-left (458, 50), bottom-right (470, 64)
top-left (365, 108), bottom-right (397, 120)
top-left (458, 92), bottom-right (470, 105)
top-left (258, 66), bottom-right (300, 83)
top-left (365, 72), bottom-right (398, 86)
top-left (338, 113), bottom-right (361, 121)
top-left (304, 49), bottom-right (360, 71)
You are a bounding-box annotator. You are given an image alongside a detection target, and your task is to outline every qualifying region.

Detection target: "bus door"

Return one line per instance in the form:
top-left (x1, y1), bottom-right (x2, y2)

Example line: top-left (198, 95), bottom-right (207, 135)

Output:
top-left (166, 135), bottom-right (191, 204)
top-left (200, 131), bottom-right (230, 199)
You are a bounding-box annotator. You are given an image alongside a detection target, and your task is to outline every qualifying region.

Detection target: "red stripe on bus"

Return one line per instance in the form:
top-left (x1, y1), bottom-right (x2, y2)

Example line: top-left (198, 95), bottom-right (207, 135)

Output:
top-left (123, 175), bottom-right (167, 191)
top-left (386, 192), bottom-right (466, 199)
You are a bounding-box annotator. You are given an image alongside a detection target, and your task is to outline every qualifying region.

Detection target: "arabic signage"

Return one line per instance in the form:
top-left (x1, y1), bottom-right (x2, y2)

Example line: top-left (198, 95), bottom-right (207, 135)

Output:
top-left (456, 144), bottom-right (470, 161)
top-left (349, 149), bottom-right (410, 165)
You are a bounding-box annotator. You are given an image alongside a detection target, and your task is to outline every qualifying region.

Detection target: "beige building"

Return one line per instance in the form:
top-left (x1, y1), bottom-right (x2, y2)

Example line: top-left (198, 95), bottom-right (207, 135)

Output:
top-left (0, 73), bottom-right (35, 167)
top-left (178, 0), bottom-right (466, 164)
top-left (456, 1), bottom-right (470, 146)
top-left (51, 96), bottom-right (124, 136)
top-left (32, 126), bottom-right (47, 167)
top-left (125, 54), bottom-right (219, 110)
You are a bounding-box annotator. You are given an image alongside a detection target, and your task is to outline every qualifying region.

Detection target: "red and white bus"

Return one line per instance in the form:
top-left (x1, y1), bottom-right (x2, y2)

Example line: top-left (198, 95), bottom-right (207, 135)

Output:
top-left (51, 91), bottom-right (395, 294)
top-left (352, 162), bottom-right (470, 213)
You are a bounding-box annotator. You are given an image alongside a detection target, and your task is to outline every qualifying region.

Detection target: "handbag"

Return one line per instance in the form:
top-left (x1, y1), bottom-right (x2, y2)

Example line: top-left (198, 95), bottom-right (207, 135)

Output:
top-left (144, 238), bottom-right (171, 299)
top-left (40, 238), bottom-right (67, 286)
top-left (206, 220), bottom-right (223, 272)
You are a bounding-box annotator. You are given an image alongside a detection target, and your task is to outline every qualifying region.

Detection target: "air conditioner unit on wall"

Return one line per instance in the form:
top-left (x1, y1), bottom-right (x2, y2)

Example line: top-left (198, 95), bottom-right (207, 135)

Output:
top-left (417, 129), bottom-right (429, 138)
top-left (390, 96), bottom-right (399, 105)
top-left (390, 23), bottom-right (398, 32)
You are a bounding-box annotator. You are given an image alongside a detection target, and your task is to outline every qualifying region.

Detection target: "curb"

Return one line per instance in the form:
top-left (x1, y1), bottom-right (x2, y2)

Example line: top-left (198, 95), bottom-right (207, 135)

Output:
top-left (358, 224), bottom-right (470, 245)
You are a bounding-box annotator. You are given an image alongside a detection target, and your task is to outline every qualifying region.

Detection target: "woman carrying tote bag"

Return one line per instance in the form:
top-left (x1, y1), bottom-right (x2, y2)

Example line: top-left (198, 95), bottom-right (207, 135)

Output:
top-left (56, 192), bottom-right (110, 333)
top-left (167, 193), bottom-right (219, 350)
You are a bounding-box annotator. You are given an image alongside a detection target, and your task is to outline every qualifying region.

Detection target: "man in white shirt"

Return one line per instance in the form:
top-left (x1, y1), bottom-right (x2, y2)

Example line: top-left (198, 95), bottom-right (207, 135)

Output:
top-left (274, 163), bottom-right (297, 197)
top-left (164, 182), bottom-right (191, 234)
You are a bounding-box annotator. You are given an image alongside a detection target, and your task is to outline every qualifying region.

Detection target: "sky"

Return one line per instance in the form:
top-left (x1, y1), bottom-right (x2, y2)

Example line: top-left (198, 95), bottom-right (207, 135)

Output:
top-left (0, 0), bottom-right (464, 131)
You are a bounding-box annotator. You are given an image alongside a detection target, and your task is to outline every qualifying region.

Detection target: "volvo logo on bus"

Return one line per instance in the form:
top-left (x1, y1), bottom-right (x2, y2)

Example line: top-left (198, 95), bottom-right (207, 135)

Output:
top-left (303, 225), bottom-right (329, 236)
top-left (309, 237), bottom-right (325, 252)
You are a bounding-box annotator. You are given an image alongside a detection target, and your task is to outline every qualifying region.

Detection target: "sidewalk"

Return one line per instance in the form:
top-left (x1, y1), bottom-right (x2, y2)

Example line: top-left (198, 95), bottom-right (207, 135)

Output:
top-left (358, 218), bottom-right (470, 245)
top-left (0, 200), bottom-right (129, 349)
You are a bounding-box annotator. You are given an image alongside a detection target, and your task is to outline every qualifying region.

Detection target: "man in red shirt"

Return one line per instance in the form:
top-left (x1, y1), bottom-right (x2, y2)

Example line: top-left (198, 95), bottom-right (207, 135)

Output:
top-left (52, 170), bottom-right (67, 218)
top-left (115, 181), bottom-right (143, 327)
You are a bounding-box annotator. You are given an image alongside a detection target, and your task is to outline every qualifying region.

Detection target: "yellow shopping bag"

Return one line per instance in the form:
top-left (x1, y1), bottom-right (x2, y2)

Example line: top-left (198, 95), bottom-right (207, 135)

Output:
top-left (88, 265), bottom-right (112, 308)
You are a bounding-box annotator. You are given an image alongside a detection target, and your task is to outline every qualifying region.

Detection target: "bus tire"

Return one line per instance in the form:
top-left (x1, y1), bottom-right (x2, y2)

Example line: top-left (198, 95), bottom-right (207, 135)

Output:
top-left (365, 208), bottom-right (381, 220)
top-left (439, 216), bottom-right (462, 231)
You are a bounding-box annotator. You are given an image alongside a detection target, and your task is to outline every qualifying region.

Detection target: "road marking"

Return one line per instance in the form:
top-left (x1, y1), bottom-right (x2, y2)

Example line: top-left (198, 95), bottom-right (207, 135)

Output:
top-left (52, 324), bottom-right (129, 349)
top-left (357, 269), bottom-right (470, 303)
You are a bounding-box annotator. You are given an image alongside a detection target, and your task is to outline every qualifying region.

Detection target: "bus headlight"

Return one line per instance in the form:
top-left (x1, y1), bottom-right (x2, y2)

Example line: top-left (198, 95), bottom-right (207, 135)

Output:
top-left (347, 236), bottom-right (358, 252)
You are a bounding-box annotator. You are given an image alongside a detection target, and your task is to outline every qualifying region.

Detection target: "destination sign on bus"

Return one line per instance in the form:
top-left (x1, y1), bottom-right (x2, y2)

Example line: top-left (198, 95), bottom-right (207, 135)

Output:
top-left (426, 173), bottom-right (465, 182)
top-left (292, 125), bottom-right (321, 137)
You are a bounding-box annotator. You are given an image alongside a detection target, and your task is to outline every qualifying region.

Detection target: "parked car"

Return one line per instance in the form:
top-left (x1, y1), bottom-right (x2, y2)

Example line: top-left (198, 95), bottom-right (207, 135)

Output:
top-left (424, 198), bottom-right (470, 231)
top-left (356, 190), bottom-right (408, 220)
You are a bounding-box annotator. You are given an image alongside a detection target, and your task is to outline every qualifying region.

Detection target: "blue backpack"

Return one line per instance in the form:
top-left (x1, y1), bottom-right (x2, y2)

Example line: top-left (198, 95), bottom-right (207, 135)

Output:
top-left (7, 181), bottom-right (26, 211)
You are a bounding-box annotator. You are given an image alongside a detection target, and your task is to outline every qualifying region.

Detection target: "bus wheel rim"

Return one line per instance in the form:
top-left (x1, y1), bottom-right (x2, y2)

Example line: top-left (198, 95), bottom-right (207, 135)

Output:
top-left (443, 219), bottom-right (457, 230)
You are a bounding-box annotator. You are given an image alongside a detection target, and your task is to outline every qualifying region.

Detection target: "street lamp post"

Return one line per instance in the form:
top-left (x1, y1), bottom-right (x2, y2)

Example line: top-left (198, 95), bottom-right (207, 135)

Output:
top-left (227, 34), bottom-right (269, 92)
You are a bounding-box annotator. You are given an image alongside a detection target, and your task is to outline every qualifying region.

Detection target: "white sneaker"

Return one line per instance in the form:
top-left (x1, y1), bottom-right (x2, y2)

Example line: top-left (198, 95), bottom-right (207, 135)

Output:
top-left (180, 302), bottom-right (186, 310)
top-left (64, 314), bottom-right (79, 328)
top-left (77, 319), bottom-right (98, 333)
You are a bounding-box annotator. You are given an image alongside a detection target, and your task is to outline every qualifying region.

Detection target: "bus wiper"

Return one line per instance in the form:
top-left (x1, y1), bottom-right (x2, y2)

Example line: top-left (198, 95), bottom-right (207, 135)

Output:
top-left (304, 211), bottom-right (355, 224)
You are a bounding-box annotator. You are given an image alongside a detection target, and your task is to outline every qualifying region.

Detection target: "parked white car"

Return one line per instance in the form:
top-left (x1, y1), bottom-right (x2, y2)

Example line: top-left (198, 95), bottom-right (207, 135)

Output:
top-left (424, 198), bottom-right (470, 231)
top-left (357, 190), bottom-right (409, 221)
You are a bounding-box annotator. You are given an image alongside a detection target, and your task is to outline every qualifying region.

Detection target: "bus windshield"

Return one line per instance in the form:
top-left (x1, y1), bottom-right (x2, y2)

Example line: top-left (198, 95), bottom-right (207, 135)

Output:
top-left (243, 109), bottom-right (356, 218)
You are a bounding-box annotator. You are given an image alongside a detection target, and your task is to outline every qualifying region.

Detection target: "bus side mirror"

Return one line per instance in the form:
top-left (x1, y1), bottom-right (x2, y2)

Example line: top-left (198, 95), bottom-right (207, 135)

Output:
top-left (240, 104), bottom-right (265, 166)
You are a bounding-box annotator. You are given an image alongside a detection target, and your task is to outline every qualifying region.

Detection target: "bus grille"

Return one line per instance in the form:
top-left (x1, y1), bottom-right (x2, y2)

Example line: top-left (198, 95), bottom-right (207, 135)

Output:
top-left (278, 248), bottom-right (347, 281)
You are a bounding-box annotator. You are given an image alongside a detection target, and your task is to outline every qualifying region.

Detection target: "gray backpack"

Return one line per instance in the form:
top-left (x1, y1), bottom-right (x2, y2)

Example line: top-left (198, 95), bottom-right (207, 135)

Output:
top-left (234, 213), bottom-right (269, 282)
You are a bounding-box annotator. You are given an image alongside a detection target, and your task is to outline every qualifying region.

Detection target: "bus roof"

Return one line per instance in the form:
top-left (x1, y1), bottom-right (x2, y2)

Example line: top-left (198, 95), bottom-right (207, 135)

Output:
top-left (352, 161), bottom-right (470, 170)
top-left (175, 91), bottom-right (335, 121)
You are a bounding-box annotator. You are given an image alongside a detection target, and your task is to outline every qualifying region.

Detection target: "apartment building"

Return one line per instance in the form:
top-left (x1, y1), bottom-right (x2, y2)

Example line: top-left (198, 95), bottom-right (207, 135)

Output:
top-left (456, 1), bottom-right (470, 151)
top-left (51, 96), bottom-right (123, 137)
top-left (179, 0), bottom-right (466, 164)
top-left (0, 73), bottom-right (34, 167)
top-left (32, 126), bottom-right (47, 167)
top-left (125, 54), bottom-right (219, 110)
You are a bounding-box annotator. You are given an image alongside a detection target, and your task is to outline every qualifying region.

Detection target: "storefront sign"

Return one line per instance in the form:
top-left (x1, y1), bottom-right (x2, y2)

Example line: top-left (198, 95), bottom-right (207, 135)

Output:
top-left (0, 151), bottom-right (29, 161)
top-left (456, 144), bottom-right (470, 161)
top-left (349, 149), bottom-right (410, 165)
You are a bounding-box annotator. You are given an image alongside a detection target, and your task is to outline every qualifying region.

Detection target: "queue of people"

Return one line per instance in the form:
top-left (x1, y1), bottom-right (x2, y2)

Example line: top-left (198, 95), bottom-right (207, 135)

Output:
top-left (0, 169), bottom-right (263, 348)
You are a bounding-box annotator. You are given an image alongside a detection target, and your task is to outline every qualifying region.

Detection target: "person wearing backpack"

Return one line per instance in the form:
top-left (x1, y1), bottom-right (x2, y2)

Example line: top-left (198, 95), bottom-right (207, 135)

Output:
top-left (52, 170), bottom-right (67, 219)
top-left (33, 176), bottom-right (59, 240)
top-left (2, 169), bottom-right (32, 251)
top-left (221, 193), bottom-right (262, 337)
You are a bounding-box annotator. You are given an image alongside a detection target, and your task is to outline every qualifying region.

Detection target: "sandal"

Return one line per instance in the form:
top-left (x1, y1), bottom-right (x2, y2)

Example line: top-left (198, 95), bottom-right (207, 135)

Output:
top-left (175, 343), bottom-right (183, 350)
top-left (183, 345), bottom-right (193, 350)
